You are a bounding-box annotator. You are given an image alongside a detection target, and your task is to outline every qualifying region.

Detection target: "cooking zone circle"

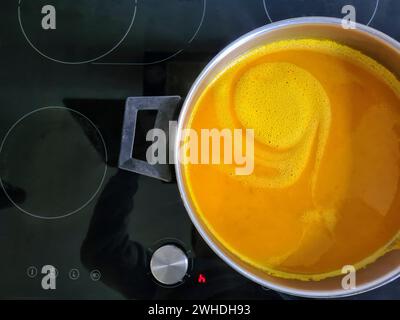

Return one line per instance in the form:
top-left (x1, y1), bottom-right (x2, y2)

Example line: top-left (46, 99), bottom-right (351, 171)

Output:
top-left (93, 0), bottom-right (207, 65)
top-left (0, 107), bottom-right (107, 219)
top-left (263, 0), bottom-right (380, 26)
top-left (18, 0), bottom-right (137, 64)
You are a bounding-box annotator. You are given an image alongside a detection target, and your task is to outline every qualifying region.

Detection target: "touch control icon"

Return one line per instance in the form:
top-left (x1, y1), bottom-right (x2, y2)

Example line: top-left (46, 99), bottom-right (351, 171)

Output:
top-left (90, 270), bottom-right (101, 282)
top-left (27, 266), bottom-right (38, 278)
top-left (69, 268), bottom-right (80, 280)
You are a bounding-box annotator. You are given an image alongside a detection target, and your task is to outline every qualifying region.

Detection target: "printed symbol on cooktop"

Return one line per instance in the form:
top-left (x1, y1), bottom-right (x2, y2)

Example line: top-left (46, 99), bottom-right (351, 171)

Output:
top-left (0, 107), bottom-right (108, 220)
top-left (263, 0), bottom-right (380, 26)
top-left (90, 270), bottom-right (101, 281)
top-left (69, 268), bottom-right (80, 280)
top-left (27, 266), bottom-right (38, 278)
top-left (18, 0), bottom-right (137, 64)
top-left (94, 0), bottom-right (207, 65)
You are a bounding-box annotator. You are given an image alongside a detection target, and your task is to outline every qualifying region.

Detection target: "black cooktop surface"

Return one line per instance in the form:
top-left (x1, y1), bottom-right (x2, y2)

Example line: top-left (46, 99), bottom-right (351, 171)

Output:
top-left (0, 0), bottom-right (399, 299)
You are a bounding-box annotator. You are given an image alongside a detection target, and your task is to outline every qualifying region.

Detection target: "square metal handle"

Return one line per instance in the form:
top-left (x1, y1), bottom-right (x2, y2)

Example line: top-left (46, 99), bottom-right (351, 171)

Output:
top-left (118, 96), bottom-right (181, 182)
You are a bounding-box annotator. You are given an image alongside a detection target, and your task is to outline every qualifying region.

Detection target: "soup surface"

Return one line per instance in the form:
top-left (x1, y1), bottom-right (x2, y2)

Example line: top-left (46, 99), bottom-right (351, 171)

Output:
top-left (183, 39), bottom-right (400, 280)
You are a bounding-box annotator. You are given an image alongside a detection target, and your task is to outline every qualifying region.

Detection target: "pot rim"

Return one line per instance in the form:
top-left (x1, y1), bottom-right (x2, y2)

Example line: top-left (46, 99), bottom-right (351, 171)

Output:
top-left (174, 16), bottom-right (400, 298)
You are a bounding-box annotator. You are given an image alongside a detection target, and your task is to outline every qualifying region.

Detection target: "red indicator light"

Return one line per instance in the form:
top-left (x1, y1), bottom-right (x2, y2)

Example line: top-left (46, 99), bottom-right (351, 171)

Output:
top-left (197, 273), bottom-right (206, 284)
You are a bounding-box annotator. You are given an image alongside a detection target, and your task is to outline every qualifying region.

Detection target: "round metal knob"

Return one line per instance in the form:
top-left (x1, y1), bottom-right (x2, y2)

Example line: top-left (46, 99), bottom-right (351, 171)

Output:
top-left (150, 244), bottom-right (188, 285)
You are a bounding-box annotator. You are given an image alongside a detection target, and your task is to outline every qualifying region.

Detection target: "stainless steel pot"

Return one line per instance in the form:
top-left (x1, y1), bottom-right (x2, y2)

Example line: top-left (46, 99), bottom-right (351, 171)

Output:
top-left (174, 17), bottom-right (400, 298)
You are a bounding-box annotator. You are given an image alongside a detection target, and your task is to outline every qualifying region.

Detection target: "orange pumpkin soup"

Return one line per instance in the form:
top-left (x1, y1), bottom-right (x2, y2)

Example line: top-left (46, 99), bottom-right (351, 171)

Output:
top-left (183, 39), bottom-right (400, 280)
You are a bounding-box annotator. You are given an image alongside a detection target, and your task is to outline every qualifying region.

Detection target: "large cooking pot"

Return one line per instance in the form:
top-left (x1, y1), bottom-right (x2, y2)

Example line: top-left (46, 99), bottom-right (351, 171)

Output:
top-left (119, 17), bottom-right (400, 298)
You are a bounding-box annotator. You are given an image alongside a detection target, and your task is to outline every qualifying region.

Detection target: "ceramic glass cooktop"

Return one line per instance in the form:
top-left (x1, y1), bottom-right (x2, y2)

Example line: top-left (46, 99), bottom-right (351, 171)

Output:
top-left (0, 0), bottom-right (399, 299)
